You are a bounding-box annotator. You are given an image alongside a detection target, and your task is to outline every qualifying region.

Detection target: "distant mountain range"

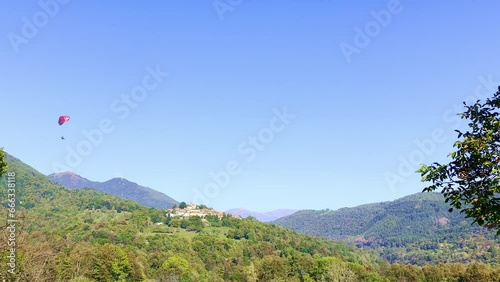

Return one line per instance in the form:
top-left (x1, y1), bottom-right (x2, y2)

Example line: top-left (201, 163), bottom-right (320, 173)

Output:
top-left (272, 192), bottom-right (500, 265)
top-left (48, 171), bottom-right (178, 209)
top-left (225, 208), bottom-right (298, 222)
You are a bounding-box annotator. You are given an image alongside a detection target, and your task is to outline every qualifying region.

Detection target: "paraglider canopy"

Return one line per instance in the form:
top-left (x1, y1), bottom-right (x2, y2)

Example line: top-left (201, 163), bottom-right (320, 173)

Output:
top-left (58, 116), bottom-right (70, 125)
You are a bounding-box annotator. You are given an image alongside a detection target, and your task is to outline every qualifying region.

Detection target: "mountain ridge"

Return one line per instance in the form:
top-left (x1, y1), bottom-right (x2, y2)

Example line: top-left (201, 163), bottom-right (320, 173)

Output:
top-left (48, 171), bottom-right (179, 209)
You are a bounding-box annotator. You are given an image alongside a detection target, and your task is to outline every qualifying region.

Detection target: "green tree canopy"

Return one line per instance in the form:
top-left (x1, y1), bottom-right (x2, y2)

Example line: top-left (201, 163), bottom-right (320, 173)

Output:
top-left (419, 86), bottom-right (500, 234)
top-left (0, 147), bottom-right (7, 177)
top-left (179, 201), bottom-right (187, 209)
top-left (160, 256), bottom-right (190, 281)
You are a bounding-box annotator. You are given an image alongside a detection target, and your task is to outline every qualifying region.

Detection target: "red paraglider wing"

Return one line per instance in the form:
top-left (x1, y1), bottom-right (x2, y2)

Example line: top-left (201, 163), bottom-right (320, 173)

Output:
top-left (58, 116), bottom-right (70, 125)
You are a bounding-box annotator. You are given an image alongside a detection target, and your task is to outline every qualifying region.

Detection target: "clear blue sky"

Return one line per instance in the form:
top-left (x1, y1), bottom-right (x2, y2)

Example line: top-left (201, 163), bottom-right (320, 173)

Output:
top-left (1, 0), bottom-right (500, 212)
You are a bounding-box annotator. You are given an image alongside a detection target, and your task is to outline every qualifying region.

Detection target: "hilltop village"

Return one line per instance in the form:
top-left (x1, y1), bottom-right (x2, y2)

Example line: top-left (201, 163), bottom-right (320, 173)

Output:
top-left (166, 202), bottom-right (242, 220)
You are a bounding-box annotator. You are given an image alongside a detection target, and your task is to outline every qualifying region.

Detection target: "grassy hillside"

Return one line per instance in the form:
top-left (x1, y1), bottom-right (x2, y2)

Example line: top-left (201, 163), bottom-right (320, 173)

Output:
top-left (272, 193), bottom-right (500, 265)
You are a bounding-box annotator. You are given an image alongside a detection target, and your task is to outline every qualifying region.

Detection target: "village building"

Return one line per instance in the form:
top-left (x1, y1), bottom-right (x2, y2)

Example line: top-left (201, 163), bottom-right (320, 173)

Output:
top-left (166, 203), bottom-right (242, 220)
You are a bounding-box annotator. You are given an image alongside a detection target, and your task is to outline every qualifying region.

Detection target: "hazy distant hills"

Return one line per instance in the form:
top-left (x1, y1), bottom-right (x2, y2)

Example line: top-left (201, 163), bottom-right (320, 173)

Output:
top-left (272, 192), bottom-right (500, 265)
top-left (225, 208), bottom-right (299, 222)
top-left (48, 171), bottom-right (179, 209)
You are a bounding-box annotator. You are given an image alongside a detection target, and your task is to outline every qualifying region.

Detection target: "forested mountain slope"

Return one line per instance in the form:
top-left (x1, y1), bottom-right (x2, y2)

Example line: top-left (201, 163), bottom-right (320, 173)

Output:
top-left (272, 193), bottom-right (500, 265)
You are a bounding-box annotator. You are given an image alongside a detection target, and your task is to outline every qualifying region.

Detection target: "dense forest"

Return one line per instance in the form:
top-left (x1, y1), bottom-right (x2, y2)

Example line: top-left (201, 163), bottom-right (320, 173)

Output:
top-left (1, 153), bottom-right (500, 281)
top-left (272, 193), bottom-right (500, 266)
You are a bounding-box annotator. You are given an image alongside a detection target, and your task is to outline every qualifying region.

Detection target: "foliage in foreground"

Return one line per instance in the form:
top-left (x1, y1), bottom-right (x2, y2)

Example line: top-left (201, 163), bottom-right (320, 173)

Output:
top-left (419, 86), bottom-right (500, 233)
top-left (0, 147), bottom-right (6, 177)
